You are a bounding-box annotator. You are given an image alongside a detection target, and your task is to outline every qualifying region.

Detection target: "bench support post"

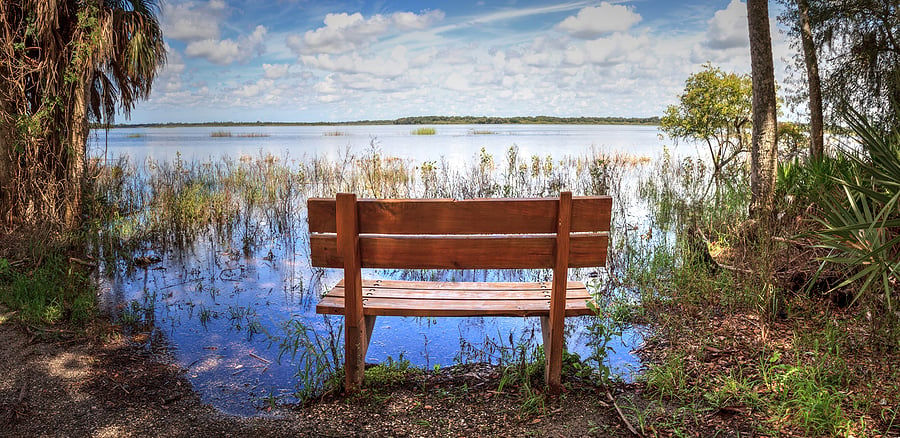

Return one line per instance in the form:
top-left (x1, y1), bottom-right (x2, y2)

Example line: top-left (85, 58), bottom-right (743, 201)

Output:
top-left (337, 193), bottom-right (366, 391)
top-left (546, 191), bottom-right (572, 393)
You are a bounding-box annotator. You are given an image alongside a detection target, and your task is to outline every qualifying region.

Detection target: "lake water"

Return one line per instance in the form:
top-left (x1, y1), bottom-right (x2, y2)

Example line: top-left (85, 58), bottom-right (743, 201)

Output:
top-left (91, 124), bottom-right (670, 165)
top-left (90, 124), bottom-right (670, 416)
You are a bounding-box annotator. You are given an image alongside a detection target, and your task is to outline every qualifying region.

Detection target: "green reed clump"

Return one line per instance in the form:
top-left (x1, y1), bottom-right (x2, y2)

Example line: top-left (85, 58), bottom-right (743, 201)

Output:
top-left (210, 130), bottom-right (232, 137)
top-left (411, 127), bottom-right (436, 135)
top-left (274, 316), bottom-right (343, 403)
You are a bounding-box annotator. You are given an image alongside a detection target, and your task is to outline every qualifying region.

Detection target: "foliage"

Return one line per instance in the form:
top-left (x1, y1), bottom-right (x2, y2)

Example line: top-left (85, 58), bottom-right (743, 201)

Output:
top-left (660, 64), bottom-right (753, 178)
top-left (779, 0), bottom-right (900, 125)
top-left (0, 252), bottom-right (95, 326)
top-left (0, 0), bottom-right (166, 231)
top-left (777, 121), bottom-right (808, 162)
top-left (810, 108), bottom-right (900, 329)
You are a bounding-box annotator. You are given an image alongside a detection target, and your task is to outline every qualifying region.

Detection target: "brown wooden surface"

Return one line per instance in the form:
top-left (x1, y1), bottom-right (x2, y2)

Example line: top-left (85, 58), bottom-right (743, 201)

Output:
top-left (329, 279), bottom-right (586, 291)
top-left (316, 293), bottom-right (596, 317)
top-left (322, 281), bottom-right (592, 301)
top-left (307, 192), bottom-right (611, 392)
top-left (309, 234), bottom-right (608, 269)
top-left (315, 279), bottom-right (596, 317)
top-left (546, 191), bottom-right (572, 392)
top-left (336, 193), bottom-right (365, 390)
top-left (308, 196), bottom-right (612, 235)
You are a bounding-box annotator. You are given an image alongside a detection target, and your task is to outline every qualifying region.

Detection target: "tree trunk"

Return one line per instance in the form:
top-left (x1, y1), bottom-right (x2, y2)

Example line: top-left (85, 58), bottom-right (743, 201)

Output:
top-left (63, 80), bottom-right (89, 230)
top-left (0, 100), bottom-right (14, 225)
top-left (748, 0), bottom-right (779, 220)
top-left (797, 0), bottom-right (824, 160)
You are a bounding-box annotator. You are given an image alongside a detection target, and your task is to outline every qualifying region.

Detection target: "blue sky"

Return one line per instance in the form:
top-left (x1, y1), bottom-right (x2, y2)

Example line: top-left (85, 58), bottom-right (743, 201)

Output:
top-left (132, 0), bottom-right (794, 123)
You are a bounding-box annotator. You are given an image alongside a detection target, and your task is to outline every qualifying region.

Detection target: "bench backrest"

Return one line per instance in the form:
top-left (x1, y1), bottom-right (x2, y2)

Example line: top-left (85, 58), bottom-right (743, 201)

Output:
top-left (308, 193), bottom-right (612, 270)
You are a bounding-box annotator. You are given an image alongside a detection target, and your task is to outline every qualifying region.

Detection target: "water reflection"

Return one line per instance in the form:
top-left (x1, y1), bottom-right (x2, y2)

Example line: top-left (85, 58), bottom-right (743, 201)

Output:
top-left (91, 125), bottom-right (661, 416)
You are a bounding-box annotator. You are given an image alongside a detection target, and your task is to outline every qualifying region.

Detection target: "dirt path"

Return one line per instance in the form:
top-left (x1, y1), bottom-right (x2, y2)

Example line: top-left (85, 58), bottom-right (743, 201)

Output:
top-left (0, 317), bottom-right (636, 437)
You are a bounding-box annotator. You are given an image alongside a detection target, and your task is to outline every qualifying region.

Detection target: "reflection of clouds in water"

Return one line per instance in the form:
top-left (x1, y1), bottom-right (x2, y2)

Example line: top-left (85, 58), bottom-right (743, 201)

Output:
top-left (95, 124), bottom-right (658, 415)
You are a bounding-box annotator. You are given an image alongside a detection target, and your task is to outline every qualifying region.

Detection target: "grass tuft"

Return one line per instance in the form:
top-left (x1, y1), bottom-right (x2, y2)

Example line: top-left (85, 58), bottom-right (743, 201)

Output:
top-left (411, 127), bottom-right (436, 135)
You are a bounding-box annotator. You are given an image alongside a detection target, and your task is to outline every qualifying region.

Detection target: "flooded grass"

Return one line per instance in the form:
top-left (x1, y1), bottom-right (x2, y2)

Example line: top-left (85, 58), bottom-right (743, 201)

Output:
top-left (89, 145), bottom-right (655, 413)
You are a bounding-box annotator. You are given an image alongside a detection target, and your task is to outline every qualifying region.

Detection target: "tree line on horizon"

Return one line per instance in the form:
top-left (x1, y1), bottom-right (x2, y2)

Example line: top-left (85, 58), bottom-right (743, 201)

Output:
top-left (93, 115), bottom-right (661, 129)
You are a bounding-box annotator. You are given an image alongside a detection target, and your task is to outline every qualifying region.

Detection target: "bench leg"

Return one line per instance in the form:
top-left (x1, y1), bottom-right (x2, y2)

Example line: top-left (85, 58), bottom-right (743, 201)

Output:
top-left (364, 315), bottom-right (376, 354)
top-left (540, 315), bottom-right (565, 392)
top-left (344, 314), bottom-right (377, 392)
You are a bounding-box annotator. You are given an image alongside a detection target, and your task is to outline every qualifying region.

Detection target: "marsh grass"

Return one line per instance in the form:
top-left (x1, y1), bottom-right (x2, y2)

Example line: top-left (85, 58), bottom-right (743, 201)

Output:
top-left (411, 127), bottom-right (436, 135)
top-left (210, 130), bottom-right (233, 137)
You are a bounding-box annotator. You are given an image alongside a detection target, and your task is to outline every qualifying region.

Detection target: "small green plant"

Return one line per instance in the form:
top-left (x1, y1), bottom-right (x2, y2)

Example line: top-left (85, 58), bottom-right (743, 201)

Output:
top-left (643, 352), bottom-right (688, 401)
top-left (364, 354), bottom-right (420, 388)
top-left (275, 317), bottom-right (343, 404)
top-left (0, 252), bottom-right (95, 327)
top-left (411, 127), bottom-right (436, 135)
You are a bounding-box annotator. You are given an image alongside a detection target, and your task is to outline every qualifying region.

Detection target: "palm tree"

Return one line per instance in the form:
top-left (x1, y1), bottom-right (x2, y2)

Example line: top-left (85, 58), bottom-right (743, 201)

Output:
top-left (0, 0), bottom-right (166, 230)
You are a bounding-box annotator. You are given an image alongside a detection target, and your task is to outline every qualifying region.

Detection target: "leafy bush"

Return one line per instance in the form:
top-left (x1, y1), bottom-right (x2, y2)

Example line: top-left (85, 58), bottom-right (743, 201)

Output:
top-left (811, 108), bottom-right (900, 330)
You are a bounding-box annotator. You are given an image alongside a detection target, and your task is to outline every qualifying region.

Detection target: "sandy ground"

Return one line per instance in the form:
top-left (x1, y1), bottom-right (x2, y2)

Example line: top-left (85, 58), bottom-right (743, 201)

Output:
top-left (0, 314), bottom-right (638, 438)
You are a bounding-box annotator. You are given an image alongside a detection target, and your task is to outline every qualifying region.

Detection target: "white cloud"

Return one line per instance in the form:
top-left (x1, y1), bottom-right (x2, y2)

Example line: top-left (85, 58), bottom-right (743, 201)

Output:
top-left (286, 10), bottom-right (444, 55)
top-left (300, 45), bottom-right (409, 77)
top-left (162, 0), bottom-right (226, 42)
top-left (557, 3), bottom-right (642, 39)
top-left (564, 33), bottom-right (651, 66)
top-left (444, 73), bottom-right (470, 91)
top-left (185, 25), bottom-right (267, 65)
top-left (392, 10), bottom-right (445, 31)
top-left (263, 63), bottom-right (290, 79)
top-left (234, 79), bottom-right (275, 98)
top-left (705, 0), bottom-right (749, 50)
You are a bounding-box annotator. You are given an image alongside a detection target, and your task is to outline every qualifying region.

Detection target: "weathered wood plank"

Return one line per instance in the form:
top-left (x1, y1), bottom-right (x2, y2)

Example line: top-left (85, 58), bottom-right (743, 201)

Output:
top-left (323, 284), bottom-right (592, 301)
top-left (547, 191), bottom-right (573, 393)
top-left (337, 193), bottom-right (365, 391)
top-left (309, 234), bottom-right (608, 269)
top-left (308, 196), bottom-right (611, 234)
top-left (316, 295), bottom-right (597, 317)
top-left (333, 278), bottom-right (588, 291)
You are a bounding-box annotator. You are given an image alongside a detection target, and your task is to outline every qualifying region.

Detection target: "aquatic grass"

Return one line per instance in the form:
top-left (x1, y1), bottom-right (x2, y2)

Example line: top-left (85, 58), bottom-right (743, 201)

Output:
top-left (322, 130), bottom-right (349, 137)
top-left (411, 127), bottom-right (436, 135)
top-left (210, 130), bottom-right (233, 137)
top-left (274, 317), bottom-right (343, 403)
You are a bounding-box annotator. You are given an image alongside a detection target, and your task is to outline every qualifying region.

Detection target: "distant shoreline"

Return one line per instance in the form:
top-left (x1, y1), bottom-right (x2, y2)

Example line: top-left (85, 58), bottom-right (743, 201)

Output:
top-left (94, 115), bottom-right (660, 129)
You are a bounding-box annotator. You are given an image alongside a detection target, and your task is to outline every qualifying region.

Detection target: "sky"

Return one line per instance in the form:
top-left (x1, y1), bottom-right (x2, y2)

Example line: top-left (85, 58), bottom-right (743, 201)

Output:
top-left (130, 0), bottom-right (797, 124)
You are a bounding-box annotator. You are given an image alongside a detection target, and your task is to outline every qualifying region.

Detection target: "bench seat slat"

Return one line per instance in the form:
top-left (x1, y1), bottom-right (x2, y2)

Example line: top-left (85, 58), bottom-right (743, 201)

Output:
top-left (332, 279), bottom-right (588, 291)
top-left (315, 279), bottom-right (597, 317)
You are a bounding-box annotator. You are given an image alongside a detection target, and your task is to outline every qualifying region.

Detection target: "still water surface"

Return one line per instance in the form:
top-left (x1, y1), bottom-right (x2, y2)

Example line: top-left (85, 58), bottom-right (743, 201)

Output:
top-left (90, 124), bottom-right (668, 416)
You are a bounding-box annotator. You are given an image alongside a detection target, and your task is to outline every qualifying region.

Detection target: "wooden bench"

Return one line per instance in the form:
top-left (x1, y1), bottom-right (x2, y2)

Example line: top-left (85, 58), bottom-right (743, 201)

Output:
top-left (308, 191), bottom-right (611, 392)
